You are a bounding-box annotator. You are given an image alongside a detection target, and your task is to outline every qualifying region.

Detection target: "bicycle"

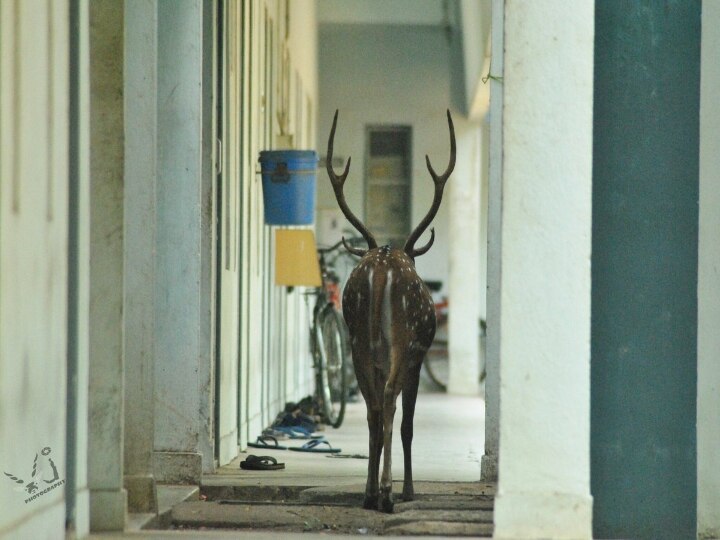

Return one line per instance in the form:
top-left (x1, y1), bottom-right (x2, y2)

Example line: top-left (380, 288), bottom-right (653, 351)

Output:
top-left (423, 281), bottom-right (487, 391)
top-left (305, 238), bottom-right (358, 428)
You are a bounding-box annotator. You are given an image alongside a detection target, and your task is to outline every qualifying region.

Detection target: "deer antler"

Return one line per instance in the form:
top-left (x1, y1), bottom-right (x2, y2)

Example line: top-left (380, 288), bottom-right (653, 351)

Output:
top-left (404, 110), bottom-right (456, 258)
top-left (327, 110), bottom-right (378, 256)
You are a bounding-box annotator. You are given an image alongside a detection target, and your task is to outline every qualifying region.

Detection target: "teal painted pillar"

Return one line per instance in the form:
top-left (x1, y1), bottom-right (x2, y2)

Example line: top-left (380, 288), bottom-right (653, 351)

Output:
top-left (591, 2), bottom-right (700, 539)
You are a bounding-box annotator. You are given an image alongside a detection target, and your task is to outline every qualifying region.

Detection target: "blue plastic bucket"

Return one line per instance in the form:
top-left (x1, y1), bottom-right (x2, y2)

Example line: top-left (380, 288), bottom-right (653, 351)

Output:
top-left (258, 150), bottom-right (318, 225)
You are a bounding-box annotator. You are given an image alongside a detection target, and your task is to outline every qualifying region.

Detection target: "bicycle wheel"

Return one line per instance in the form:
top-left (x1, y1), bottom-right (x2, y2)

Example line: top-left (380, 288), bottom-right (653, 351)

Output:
top-left (314, 305), bottom-right (347, 428)
top-left (424, 314), bottom-right (448, 391)
top-left (424, 341), bottom-right (449, 391)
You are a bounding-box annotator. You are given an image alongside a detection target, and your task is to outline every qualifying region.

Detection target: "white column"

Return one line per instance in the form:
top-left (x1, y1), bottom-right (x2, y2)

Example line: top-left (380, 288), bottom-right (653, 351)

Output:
top-left (70, 0), bottom-right (92, 535)
top-left (123, 0), bottom-right (159, 513)
top-left (66, 0), bottom-right (90, 538)
top-left (493, 1), bottom-right (594, 538)
top-left (481, 0), bottom-right (504, 483)
top-left (448, 127), bottom-right (481, 396)
top-left (698, 2), bottom-right (720, 537)
top-left (88, 0), bottom-right (127, 531)
top-left (153, 0), bottom-right (215, 482)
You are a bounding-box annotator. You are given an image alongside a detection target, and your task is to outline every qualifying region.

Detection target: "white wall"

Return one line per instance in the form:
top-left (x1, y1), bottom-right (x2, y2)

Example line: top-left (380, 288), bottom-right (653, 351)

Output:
top-left (447, 127), bottom-right (482, 395)
top-left (698, 2), bottom-right (720, 537)
top-left (0, 1), bottom-right (71, 537)
top-left (481, 0), bottom-right (503, 483)
top-left (460, 0), bottom-right (491, 119)
top-left (318, 23), bottom-right (479, 292)
top-left (220, 0), bottom-right (318, 456)
top-left (277, 0), bottom-right (318, 409)
top-left (216, 0), bottom-right (242, 464)
top-left (289, 0), bottom-right (318, 142)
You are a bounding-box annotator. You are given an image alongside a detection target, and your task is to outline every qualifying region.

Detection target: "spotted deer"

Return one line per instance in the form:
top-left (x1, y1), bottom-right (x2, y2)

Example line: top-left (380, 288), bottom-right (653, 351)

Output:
top-left (326, 110), bottom-right (456, 512)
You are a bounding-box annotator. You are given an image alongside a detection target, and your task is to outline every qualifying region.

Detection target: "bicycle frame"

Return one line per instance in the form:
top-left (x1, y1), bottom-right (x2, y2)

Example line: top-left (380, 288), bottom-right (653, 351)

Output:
top-left (304, 238), bottom-right (360, 428)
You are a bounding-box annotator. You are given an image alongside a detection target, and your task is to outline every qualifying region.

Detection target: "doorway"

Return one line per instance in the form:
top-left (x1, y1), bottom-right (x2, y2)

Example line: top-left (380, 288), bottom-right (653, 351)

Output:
top-left (365, 126), bottom-right (412, 249)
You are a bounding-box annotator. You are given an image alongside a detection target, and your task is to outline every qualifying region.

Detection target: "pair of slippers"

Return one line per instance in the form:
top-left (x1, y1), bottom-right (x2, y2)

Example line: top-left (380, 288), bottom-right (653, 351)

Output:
top-left (247, 435), bottom-right (341, 453)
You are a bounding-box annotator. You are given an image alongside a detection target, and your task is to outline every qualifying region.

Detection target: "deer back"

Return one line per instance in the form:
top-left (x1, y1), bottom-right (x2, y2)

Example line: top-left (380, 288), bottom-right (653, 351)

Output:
top-left (342, 246), bottom-right (436, 367)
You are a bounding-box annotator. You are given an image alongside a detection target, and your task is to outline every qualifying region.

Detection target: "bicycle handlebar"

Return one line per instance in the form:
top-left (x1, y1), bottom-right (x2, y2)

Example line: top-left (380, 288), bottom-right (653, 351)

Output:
top-left (316, 239), bottom-right (345, 254)
top-left (316, 237), bottom-right (365, 255)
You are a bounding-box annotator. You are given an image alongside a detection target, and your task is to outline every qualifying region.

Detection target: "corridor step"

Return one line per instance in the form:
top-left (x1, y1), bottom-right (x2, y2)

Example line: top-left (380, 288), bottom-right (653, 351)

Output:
top-left (166, 481), bottom-right (494, 536)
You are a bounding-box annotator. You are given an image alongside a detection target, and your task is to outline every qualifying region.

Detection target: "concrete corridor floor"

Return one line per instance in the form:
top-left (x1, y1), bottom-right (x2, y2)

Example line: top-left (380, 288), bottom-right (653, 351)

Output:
top-left (92, 390), bottom-right (491, 539)
top-left (217, 391), bottom-right (485, 486)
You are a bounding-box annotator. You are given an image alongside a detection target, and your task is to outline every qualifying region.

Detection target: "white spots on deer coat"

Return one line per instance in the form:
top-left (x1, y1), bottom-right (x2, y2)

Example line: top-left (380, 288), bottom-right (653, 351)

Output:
top-left (380, 270), bottom-right (393, 345)
top-left (345, 245), bottom-right (438, 353)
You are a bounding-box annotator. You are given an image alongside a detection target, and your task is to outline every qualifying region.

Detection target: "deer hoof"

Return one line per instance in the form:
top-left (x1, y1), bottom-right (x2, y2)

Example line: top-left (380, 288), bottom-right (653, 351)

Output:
top-left (402, 488), bottom-right (415, 502)
top-left (363, 495), bottom-right (378, 510)
top-left (379, 489), bottom-right (394, 513)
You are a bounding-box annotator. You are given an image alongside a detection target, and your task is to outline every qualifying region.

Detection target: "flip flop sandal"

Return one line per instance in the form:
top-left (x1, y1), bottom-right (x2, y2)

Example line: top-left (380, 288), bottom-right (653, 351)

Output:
top-left (247, 435), bottom-right (287, 450)
top-left (240, 455), bottom-right (285, 470)
top-left (288, 439), bottom-right (341, 453)
top-left (275, 426), bottom-right (324, 440)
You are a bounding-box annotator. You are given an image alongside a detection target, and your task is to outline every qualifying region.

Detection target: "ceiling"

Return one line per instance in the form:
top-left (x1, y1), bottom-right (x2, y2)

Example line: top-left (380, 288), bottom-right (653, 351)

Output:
top-left (317, 0), bottom-right (448, 26)
top-left (316, 0), bottom-right (491, 119)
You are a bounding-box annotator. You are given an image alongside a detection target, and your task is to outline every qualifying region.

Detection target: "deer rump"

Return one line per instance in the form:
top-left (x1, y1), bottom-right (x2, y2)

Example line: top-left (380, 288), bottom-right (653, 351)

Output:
top-left (343, 247), bottom-right (436, 401)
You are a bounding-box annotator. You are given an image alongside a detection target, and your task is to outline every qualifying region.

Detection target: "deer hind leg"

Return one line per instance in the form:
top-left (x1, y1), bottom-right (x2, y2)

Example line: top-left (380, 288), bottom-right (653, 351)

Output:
top-left (353, 338), bottom-right (386, 509)
top-left (379, 367), bottom-right (402, 513)
top-left (364, 406), bottom-right (383, 509)
top-left (400, 355), bottom-right (423, 501)
top-left (349, 332), bottom-right (381, 509)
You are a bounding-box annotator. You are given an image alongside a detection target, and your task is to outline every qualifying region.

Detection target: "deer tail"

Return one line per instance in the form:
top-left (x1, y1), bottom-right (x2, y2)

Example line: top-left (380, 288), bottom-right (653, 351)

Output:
top-left (368, 268), bottom-right (388, 354)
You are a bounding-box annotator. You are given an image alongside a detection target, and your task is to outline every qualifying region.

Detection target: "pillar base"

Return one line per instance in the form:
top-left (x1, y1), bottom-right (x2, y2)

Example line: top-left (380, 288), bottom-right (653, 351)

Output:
top-left (152, 451), bottom-right (202, 484)
top-left (494, 490), bottom-right (592, 540)
top-left (124, 474), bottom-right (158, 513)
top-left (74, 486), bottom-right (91, 537)
top-left (89, 488), bottom-right (127, 532)
top-left (699, 526), bottom-right (720, 540)
top-left (480, 453), bottom-right (497, 482)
